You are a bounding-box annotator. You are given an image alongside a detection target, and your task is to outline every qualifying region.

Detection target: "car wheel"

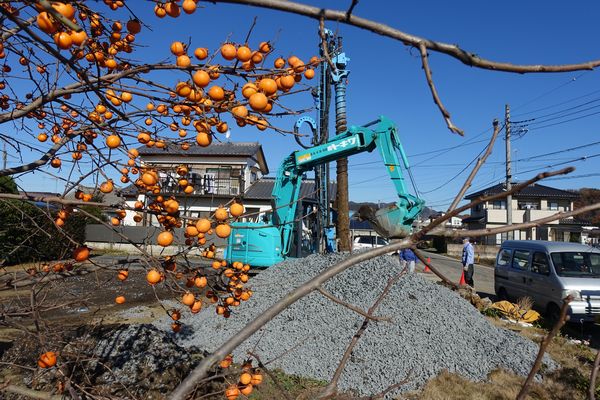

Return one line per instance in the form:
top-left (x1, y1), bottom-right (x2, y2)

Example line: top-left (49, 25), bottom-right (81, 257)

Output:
top-left (497, 287), bottom-right (508, 301)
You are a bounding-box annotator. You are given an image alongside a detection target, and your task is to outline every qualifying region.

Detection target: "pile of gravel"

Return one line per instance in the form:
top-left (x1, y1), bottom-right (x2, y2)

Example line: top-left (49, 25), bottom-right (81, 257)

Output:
top-left (154, 253), bottom-right (556, 397)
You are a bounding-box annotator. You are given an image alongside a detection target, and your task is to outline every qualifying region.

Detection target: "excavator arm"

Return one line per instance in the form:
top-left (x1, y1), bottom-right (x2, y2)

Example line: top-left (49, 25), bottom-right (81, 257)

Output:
top-left (225, 116), bottom-right (424, 266)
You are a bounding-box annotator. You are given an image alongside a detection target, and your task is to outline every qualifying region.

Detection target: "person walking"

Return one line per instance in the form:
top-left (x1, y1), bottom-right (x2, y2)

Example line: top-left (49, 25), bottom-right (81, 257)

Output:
top-left (400, 248), bottom-right (418, 273)
top-left (462, 237), bottom-right (475, 286)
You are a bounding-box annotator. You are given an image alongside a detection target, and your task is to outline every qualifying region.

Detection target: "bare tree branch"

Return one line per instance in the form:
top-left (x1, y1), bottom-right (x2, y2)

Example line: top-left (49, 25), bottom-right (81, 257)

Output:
top-left (38, 0), bottom-right (83, 32)
top-left (0, 193), bottom-right (117, 209)
top-left (319, 15), bottom-right (336, 72)
top-left (436, 202), bottom-right (600, 239)
top-left (0, 383), bottom-right (63, 400)
top-left (317, 285), bottom-right (390, 322)
top-left (447, 119), bottom-right (501, 212)
top-left (345, 0), bottom-right (358, 20)
top-left (319, 268), bottom-right (405, 398)
top-left (203, 0), bottom-right (600, 73)
top-left (413, 248), bottom-right (455, 288)
top-left (590, 349), bottom-right (600, 400)
top-left (418, 42), bottom-right (463, 135)
top-left (247, 352), bottom-right (294, 400)
top-left (0, 132), bottom-right (78, 176)
top-left (169, 239), bottom-right (413, 400)
top-left (516, 296), bottom-right (572, 400)
top-left (417, 167), bottom-right (575, 240)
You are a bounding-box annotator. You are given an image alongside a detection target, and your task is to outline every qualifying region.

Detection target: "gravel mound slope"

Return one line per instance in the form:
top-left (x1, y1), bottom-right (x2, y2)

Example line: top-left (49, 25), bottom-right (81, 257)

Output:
top-left (156, 253), bottom-right (556, 397)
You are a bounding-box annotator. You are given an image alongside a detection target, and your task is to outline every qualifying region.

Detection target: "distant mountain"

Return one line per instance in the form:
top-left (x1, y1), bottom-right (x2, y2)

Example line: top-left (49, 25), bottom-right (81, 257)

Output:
top-left (349, 201), bottom-right (439, 219)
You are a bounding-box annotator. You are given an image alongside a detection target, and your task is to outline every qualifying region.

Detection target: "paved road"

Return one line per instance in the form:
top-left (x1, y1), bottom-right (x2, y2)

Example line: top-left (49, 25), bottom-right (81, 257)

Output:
top-left (417, 251), bottom-right (496, 299)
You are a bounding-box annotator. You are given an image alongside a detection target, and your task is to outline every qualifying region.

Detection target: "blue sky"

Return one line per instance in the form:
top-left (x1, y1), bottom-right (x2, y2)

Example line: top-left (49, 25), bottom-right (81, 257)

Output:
top-left (12, 1), bottom-right (600, 210)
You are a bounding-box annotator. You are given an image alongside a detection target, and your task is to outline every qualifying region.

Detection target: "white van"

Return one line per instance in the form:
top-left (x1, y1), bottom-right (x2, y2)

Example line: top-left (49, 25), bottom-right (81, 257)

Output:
top-left (494, 240), bottom-right (600, 322)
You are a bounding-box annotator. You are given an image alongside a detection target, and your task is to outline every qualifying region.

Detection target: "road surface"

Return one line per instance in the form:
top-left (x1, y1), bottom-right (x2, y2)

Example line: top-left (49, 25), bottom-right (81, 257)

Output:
top-left (417, 251), bottom-right (496, 299)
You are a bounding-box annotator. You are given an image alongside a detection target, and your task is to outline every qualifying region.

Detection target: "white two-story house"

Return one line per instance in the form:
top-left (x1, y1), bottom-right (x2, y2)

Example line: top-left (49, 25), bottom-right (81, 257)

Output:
top-left (120, 141), bottom-right (329, 228)
top-left (462, 182), bottom-right (583, 245)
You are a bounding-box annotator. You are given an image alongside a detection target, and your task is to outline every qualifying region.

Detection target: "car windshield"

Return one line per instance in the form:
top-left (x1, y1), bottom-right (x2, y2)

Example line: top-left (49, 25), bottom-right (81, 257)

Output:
top-left (550, 252), bottom-right (600, 278)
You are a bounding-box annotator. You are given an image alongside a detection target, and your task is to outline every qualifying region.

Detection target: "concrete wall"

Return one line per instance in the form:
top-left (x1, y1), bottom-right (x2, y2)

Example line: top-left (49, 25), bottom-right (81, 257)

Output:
top-left (85, 224), bottom-right (226, 256)
top-left (447, 243), bottom-right (499, 262)
top-left (88, 242), bottom-right (224, 258)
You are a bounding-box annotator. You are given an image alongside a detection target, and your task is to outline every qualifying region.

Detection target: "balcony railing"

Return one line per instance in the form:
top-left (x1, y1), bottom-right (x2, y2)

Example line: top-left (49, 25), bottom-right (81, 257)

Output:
top-left (161, 175), bottom-right (244, 196)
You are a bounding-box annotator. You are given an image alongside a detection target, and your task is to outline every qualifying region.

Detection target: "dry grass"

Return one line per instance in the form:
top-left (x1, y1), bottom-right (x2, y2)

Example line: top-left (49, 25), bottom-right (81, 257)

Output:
top-left (402, 319), bottom-right (599, 399)
top-left (403, 368), bottom-right (587, 400)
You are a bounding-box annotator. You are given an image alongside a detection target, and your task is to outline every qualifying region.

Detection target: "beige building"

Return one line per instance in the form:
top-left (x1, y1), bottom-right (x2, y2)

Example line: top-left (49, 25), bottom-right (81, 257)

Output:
top-left (120, 141), bottom-right (329, 228)
top-left (462, 183), bottom-right (583, 245)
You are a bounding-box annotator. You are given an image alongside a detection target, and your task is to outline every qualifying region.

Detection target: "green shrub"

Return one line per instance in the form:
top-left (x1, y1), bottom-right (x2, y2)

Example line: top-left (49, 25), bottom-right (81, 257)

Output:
top-left (0, 177), bottom-right (103, 265)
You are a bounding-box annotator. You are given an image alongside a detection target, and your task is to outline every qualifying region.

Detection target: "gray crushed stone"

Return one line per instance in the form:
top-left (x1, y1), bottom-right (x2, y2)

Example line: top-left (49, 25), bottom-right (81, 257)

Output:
top-left (152, 253), bottom-right (557, 397)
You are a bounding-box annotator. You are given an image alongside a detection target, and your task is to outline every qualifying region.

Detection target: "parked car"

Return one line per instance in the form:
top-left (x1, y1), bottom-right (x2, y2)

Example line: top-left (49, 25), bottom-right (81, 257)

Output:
top-left (353, 235), bottom-right (388, 250)
top-left (494, 240), bottom-right (600, 323)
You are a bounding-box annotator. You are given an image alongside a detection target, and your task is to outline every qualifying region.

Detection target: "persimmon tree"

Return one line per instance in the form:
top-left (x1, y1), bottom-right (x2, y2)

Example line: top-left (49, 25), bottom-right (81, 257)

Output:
top-left (0, 1), bottom-right (316, 397)
top-left (0, 1), bottom-right (599, 400)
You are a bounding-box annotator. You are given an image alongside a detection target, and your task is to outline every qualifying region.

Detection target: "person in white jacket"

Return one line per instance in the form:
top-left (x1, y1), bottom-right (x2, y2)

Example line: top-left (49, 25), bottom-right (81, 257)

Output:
top-left (462, 238), bottom-right (475, 286)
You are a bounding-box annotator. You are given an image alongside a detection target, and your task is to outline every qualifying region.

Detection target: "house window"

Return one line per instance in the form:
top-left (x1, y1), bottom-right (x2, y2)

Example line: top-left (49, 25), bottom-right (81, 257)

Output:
top-left (518, 200), bottom-right (539, 210)
top-left (492, 200), bottom-right (506, 210)
top-left (474, 204), bottom-right (482, 212)
top-left (548, 201), bottom-right (558, 211)
top-left (495, 232), bottom-right (508, 245)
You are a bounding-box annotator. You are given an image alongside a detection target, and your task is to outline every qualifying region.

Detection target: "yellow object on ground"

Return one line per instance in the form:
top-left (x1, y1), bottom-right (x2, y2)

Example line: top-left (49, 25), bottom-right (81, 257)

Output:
top-left (491, 300), bottom-right (540, 323)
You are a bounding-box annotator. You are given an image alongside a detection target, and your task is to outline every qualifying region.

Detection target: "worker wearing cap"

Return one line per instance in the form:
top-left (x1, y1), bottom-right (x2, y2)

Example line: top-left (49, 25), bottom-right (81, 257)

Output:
top-left (462, 238), bottom-right (475, 286)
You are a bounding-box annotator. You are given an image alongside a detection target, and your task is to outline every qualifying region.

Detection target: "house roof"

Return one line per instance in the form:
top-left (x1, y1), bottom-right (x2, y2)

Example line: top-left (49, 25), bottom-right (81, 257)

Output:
top-left (244, 177), bottom-right (337, 202)
top-left (18, 191), bottom-right (61, 198)
top-left (465, 182), bottom-right (579, 200)
top-left (136, 141), bottom-right (269, 174)
top-left (461, 215), bottom-right (485, 224)
top-left (64, 186), bottom-right (124, 205)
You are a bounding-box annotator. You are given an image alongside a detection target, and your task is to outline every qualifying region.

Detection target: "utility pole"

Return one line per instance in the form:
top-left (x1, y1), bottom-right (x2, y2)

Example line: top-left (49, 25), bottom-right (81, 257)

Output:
top-left (331, 36), bottom-right (351, 251)
top-left (505, 104), bottom-right (513, 241)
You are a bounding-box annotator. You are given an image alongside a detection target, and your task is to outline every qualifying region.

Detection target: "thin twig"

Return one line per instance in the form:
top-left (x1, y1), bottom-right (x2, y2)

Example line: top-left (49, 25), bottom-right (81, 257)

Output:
top-left (516, 296), bottom-right (572, 400)
top-left (0, 384), bottom-right (63, 400)
top-left (417, 167), bottom-right (575, 240)
top-left (438, 201), bottom-right (600, 239)
top-left (345, 0), bottom-right (359, 20)
top-left (319, 14), bottom-right (336, 72)
top-left (447, 119), bottom-right (500, 212)
top-left (357, 373), bottom-right (412, 400)
top-left (247, 352), bottom-right (293, 400)
top-left (319, 269), bottom-right (405, 398)
top-left (317, 286), bottom-right (390, 321)
top-left (38, 0), bottom-right (83, 32)
top-left (413, 248), bottom-right (455, 288)
top-left (418, 42), bottom-right (463, 136)
top-left (589, 349), bottom-right (600, 400)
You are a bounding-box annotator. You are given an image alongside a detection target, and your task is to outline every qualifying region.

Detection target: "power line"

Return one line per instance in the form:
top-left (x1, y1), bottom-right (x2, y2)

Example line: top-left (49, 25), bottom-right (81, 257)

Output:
top-left (513, 140), bottom-right (600, 162)
top-left (511, 71), bottom-right (589, 113)
top-left (512, 86), bottom-right (600, 118)
top-left (518, 152), bottom-right (600, 175)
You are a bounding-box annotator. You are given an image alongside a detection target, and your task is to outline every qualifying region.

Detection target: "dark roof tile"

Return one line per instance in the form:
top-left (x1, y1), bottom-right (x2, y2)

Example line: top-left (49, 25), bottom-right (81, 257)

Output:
top-left (244, 177), bottom-right (337, 201)
top-left (465, 182), bottom-right (578, 200)
top-left (137, 141), bottom-right (261, 157)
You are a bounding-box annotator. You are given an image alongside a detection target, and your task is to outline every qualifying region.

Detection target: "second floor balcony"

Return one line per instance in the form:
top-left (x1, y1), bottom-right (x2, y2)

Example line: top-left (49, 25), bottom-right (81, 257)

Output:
top-left (161, 173), bottom-right (244, 196)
